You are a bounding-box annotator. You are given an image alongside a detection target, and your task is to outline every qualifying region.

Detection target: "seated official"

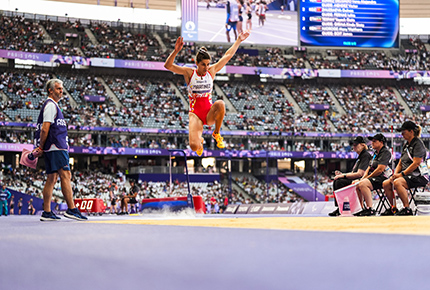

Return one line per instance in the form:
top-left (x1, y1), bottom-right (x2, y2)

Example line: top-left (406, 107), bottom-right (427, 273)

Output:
top-left (382, 121), bottom-right (429, 216)
top-left (354, 134), bottom-right (392, 216)
top-left (329, 136), bottom-right (371, 216)
top-left (120, 180), bottom-right (139, 215)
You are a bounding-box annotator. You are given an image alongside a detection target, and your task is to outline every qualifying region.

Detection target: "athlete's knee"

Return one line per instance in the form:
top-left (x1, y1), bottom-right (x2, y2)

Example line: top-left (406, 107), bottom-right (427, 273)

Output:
top-left (214, 100), bottom-right (225, 111)
top-left (190, 141), bottom-right (201, 152)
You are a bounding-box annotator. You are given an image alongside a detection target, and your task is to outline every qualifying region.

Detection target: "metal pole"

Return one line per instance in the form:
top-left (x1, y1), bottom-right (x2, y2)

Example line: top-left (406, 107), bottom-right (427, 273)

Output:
top-left (314, 152), bottom-right (317, 201)
top-left (391, 124), bottom-right (395, 207)
top-left (168, 149), bottom-right (193, 209)
top-left (228, 153), bottom-right (232, 196)
top-left (266, 151), bottom-right (269, 202)
top-left (276, 161), bottom-right (279, 203)
top-left (169, 153), bottom-right (172, 196)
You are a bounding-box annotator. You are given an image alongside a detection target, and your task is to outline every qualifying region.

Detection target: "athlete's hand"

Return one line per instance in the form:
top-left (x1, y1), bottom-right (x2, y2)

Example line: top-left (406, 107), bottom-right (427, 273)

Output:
top-left (238, 30), bottom-right (250, 42)
top-left (174, 36), bottom-right (184, 53)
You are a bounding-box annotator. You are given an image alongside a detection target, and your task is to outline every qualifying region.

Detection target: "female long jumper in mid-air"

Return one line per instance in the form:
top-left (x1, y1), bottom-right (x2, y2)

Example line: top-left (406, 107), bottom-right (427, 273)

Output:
top-left (164, 30), bottom-right (250, 156)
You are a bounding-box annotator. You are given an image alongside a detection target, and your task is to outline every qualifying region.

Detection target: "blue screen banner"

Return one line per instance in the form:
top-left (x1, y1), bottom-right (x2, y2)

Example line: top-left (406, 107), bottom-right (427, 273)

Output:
top-left (181, 0), bottom-right (198, 42)
top-left (300, 0), bottom-right (399, 48)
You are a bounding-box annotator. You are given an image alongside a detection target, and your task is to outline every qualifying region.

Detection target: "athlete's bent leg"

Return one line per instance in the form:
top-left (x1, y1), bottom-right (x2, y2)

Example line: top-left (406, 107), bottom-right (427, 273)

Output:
top-left (207, 101), bottom-right (226, 148)
top-left (206, 100), bottom-right (225, 134)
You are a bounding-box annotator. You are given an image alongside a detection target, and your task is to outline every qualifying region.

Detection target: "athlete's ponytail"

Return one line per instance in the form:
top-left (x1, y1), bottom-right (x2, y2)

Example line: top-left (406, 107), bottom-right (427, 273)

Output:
top-left (196, 47), bottom-right (211, 64)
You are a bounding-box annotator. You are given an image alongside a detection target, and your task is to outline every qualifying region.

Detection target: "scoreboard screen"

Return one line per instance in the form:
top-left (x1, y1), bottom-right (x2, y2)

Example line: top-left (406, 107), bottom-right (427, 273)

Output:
top-left (300, 0), bottom-right (399, 48)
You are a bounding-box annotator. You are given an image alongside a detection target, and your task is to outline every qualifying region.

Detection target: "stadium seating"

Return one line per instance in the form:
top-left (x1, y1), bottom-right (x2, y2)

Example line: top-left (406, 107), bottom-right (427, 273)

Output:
top-left (2, 68), bottom-right (430, 135)
top-left (330, 84), bottom-right (407, 133)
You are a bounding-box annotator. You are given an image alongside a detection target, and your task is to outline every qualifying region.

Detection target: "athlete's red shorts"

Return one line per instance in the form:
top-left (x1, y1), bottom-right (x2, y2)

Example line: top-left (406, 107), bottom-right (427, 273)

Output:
top-left (189, 97), bottom-right (212, 125)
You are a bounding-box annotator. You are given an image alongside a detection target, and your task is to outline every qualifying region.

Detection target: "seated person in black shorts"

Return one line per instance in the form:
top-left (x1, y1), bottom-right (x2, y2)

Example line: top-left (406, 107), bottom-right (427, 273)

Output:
top-left (382, 121), bottom-right (429, 216)
top-left (329, 136), bottom-right (372, 216)
top-left (120, 180), bottom-right (139, 215)
top-left (355, 134), bottom-right (392, 216)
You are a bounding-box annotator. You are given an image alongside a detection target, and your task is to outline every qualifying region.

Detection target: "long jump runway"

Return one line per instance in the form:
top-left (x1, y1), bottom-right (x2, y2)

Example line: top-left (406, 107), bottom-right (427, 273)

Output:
top-left (1, 214), bottom-right (430, 290)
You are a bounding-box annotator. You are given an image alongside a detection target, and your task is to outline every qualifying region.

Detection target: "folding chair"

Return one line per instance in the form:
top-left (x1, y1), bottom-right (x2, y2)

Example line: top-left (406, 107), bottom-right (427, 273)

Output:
top-left (374, 188), bottom-right (390, 215)
top-left (408, 186), bottom-right (426, 215)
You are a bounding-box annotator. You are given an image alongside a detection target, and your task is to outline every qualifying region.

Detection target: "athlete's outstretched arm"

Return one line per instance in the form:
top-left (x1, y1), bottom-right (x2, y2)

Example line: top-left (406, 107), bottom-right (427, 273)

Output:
top-left (211, 30), bottom-right (250, 74)
top-left (164, 37), bottom-right (193, 80)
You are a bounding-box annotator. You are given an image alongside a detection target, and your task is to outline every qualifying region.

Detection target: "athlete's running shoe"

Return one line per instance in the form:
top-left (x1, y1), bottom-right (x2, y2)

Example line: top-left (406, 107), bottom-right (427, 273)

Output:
top-left (64, 208), bottom-right (88, 221)
top-left (212, 132), bottom-right (225, 149)
top-left (196, 138), bottom-right (204, 156)
top-left (40, 211), bottom-right (61, 221)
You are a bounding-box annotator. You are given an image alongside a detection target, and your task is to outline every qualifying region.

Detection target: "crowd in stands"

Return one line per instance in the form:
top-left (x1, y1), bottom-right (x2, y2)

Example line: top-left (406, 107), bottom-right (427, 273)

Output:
top-left (0, 15), bottom-right (45, 53)
top-left (331, 85), bottom-right (408, 133)
top-left (212, 47), bottom-right (306, 68)
top-left (3, 67), bottom-right (430, 137)
top-left (233, 174), bottom-right (304, 204)
top-left (287, 84), bottom-right (336, 112)
top-left (0, 126), bottom-right (354, 153)
top-left (39, 19), bottom-right (84, 56)
top-left (302, 174), bottom-right (333, 197)
top-left (219, 81), bottom-right (333, 132)
top-left (397, 85), bottom-right (430, 132)
top-left (2, 14), bottom-right (430, 73)
top-left (0, 16), bottom-right (82, 56)
top-left (84, 22), bottom-right (160, 60)
top-left (0, 71), bottom-right (51, 117)
top-left (3, 160), bottom-right (298, 214)
top-left (308, 50), bottom-right (390, 70)
top-left (57, 73), bottom-right (112, 127)
top-left (308, 39), bottom-right (430, 71)
top-left (105, 76), bottom-right (188, 129)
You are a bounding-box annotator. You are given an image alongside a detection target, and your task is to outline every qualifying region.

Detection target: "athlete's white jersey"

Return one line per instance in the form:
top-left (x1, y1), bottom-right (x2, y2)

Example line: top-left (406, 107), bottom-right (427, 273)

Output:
top-left (187, 70), bottom-right (213, 113)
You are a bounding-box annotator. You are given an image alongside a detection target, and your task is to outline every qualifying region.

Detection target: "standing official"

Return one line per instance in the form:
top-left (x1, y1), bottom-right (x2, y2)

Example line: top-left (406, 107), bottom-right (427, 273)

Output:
top-left (32, 79), bottom-right (87, 221)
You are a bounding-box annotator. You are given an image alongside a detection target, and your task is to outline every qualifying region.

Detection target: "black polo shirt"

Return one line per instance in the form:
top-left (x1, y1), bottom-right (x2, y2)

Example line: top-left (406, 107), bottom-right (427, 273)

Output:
top-left (400, 137), bottom-right (427, 176)
top-left (129, 184), bottom-right (139, 197)
top-left (352, 149), bottom-right (372, 173)
top-left (369, 146), bottom-right (391, 175)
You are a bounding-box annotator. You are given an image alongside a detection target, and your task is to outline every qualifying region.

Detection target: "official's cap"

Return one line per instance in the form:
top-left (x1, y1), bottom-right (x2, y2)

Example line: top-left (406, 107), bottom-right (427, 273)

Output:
top-left (396, 121), bottom-right (417, 132)
top-left (368, 133), bottom-right (386, 143)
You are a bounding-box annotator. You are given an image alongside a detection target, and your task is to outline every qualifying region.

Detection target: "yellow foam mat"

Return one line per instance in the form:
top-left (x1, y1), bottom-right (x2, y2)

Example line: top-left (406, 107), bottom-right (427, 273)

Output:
top-left (89, 216), bottom-right (430, 236)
